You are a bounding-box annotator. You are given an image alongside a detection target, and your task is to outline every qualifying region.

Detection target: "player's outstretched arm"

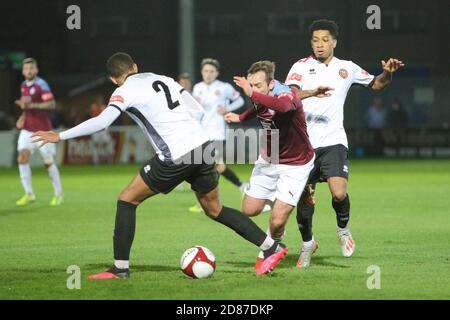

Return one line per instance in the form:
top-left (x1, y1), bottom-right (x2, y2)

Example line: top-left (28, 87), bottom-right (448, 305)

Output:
top-left (27, 100), bottom-right (56, 110)
top-left (31, 106), bottom-right (121, 146)
top-left (371, 58), bottom-right (405, 90)
top-left (294, 86), bottom-right (334, 99)
top-left (15, 99), bottom-right (56, 110)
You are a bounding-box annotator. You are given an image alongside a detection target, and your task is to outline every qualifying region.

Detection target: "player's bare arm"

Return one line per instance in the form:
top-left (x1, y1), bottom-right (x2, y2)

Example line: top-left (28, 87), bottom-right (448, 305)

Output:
top-left (15, 100), bottom-right (55, 110)
top-left (295, 86), bottom-right (334, 99)
top-left (371, 58), bottom-right (405, 90)
top-left (14, 100), bottom-right (27, 110)
top-left (27, 100), bottom-right (56, 110)
top-left (16, 113), bottom-right (25, 129)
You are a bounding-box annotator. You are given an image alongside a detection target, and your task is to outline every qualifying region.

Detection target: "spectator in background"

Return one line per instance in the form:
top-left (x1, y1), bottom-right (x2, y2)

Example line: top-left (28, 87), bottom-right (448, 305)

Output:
top-left (90, 94), bottom-right (113, 164)
top-left (367, 97), bottom-right (387, 128)
top-left (66, 106), bottom-right (85, 127)
top-left (388, 98), bottom-right (409, 128)
top-left (177, 73), bottom-right (193, 93)
top-left (90, 93), bottom-right (106, 117)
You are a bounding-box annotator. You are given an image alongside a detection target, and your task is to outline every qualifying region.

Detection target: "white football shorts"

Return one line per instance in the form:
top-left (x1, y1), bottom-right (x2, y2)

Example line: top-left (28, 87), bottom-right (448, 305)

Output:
top-left (245, 155), bottom-right (315, 206)
top-left (17, 129), bottom-right (56, 163)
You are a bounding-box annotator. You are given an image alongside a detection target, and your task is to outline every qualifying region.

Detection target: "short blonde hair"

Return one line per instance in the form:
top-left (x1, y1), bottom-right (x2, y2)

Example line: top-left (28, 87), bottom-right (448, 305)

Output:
top-left (247, 61), bottom-right (276, 83)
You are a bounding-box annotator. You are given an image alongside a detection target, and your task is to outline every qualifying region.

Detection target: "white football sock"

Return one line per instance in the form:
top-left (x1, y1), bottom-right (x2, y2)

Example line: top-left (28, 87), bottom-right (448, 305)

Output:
top-left (47, 164), bottom-right (63, 196)
top-left (337, 225), bottom-right (350, 235)
top-left (259, 236), bottom-right (275, 251)
top-left (19, 164), bottom-right (33, 195)
top-left (114, 260), bottom-right (129, 269)
top-left (303, 237), bottom-right (316, 250)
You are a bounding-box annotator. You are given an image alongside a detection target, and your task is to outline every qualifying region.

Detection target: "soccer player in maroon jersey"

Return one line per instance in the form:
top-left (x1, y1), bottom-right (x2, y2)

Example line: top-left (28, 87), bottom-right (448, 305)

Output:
top-left (15, 58), bottom-right (63, 206)
top-left (225, 61), bottom-right (332, 269)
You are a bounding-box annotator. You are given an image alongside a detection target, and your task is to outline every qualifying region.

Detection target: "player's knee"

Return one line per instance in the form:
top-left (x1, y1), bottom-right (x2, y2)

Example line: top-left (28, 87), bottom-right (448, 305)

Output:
top-left (241, 204), bottom-right (260, 217)
top-left (202, 203), bottom-right (222, 218)
top-left (43, 155), bottom-right (54, 167)
top-left (118, 189), bottom-right (140, 206)
top-left (17, 152), bottom-right (29, 164)
top-left (332, 190), bottom-right (347, 202)
top-left (216, 163), bottom-right (225, 174)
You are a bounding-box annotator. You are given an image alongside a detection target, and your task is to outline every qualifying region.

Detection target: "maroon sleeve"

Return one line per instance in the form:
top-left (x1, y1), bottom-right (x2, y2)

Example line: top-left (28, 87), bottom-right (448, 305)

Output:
top-left (250, 91), bottom-right (295, 113)
top-left (238, 107), bottom-right (257, 122)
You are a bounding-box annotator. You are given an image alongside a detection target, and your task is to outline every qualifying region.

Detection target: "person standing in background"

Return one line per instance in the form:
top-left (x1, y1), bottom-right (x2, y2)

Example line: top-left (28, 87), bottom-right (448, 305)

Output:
top-left (15, 58), bottom-right (64, 206)
top-left (189, 58), bottom-right (247, 213)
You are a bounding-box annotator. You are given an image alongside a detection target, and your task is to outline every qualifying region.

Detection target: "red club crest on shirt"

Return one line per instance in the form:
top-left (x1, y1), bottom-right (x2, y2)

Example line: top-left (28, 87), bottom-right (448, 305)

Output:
top-left (361, 69), bottom-right (369, 76)
top-left (339, 69), bottom-right (348, 79)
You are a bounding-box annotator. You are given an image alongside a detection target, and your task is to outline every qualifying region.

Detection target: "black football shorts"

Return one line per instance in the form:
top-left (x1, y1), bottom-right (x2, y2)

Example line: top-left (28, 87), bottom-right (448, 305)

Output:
top-left (139, 142), bottom-right (219, 194)
top-left (307, 144), bottom-right (349, 184)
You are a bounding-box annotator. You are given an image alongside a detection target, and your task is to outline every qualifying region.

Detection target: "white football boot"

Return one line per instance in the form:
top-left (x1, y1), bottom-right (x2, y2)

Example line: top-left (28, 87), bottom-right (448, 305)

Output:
top-left (337, 226), bottom-right (355, 257)
top-left (296, 238), bottom-right (319, 269)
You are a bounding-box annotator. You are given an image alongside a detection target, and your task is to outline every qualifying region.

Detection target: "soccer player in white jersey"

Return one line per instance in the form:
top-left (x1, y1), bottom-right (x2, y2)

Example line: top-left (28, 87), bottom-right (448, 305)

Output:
top-left (32, 52), bottom-right (287, 278)
top-left (189, 58), bottom-right (246, 213)
top-left (285, 20), bottom-right (404, 268)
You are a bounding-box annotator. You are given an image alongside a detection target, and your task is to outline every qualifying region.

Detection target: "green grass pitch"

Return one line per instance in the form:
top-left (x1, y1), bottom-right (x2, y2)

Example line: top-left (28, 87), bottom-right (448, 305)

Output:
top-left (0, 160), bottom-right (449, 299)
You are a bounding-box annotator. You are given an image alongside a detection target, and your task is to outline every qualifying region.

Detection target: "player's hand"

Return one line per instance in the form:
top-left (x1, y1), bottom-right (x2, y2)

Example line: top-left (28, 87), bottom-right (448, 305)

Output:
top-left (233, 76), bottom-right (253, 97)
top-left (31, 131), bottom-right (60, 147)
top-left (15, 100), bottom-right (27, 110)
top-left (217, 106), bottom-right (227, 115)
top-left (312, 86), bottom-right (334, 98)
top-left (224, 112), bottom-right (241, 123)
top-left (381, 58), bottom-right (405, 73)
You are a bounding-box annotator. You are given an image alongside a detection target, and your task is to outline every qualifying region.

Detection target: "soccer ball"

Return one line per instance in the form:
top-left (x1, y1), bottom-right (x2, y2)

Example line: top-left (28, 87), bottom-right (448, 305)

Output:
top-left (180, 245), bottom-right (216, 279)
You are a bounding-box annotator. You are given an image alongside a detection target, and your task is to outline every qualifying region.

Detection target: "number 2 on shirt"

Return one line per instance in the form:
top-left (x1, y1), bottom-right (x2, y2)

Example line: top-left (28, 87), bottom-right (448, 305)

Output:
top-left (152, 80), bottom-right (180, 110)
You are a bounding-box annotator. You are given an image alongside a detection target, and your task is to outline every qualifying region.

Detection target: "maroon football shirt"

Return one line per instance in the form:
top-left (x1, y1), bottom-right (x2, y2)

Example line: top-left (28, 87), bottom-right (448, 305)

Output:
top-left (239, 86), bottom-right (314, 165)
top-left (20, 77), bottom-right (54, 132)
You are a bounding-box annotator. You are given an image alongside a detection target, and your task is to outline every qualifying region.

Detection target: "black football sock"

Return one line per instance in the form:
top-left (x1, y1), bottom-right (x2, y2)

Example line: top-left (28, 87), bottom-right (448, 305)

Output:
top-left (296, 201), bottom-right (315, 242)
top-left (221, 168), bottom-right (242, 187)
top-left (108, 265), bottom-right (130, 278)
top-left (263, 242), bottom-right (285, 259)
top-left (332, 194), bottom-right (350, 229)
top-left (214, 206), bottom-right (267, 247)
top-left (113, 200), bottom-right (137, 262)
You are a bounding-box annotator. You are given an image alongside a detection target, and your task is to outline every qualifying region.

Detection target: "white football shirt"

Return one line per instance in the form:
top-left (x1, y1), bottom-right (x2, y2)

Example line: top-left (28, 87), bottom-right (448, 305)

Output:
top-left (108, 73), bottom-right (209, 161)
top-left (193, 80), bottom-right (244, 141)
top-left (285, 56), bottom-right (375, 149)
